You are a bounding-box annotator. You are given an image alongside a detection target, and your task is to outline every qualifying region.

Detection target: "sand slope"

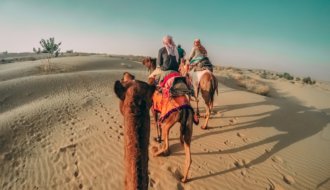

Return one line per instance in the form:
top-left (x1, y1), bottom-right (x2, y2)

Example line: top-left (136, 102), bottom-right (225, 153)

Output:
top-left (0, 55), bottom-right (329, 190)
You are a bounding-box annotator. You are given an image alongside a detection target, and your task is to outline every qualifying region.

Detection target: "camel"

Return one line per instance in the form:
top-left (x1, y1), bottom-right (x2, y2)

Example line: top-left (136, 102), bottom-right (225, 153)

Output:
top-left (142, 57), bottom-right (157, 73)
top-left (179, 60), bottom-right (218, 129)
top-left (114, 75), bottom-right (156, 190)
top-left (121, 72), bottom-right (135, 82)
top-left (148, 77), bottom-right (196, 183)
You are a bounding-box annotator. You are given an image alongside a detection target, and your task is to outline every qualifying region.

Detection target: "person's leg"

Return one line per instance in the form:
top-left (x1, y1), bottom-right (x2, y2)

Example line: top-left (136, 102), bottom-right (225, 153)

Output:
top-left (148, 67), bottom-right (163, 85)
top-left (148, 67), bottom-right (162, 79)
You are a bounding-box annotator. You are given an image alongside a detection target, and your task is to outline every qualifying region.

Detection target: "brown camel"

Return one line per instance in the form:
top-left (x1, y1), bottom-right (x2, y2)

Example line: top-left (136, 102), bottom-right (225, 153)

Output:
top-left (179, 60), bottom-right (218, 129)
top-left (148, 77), bottom-right (196, 183)
top-left (142, 57), bottom-right (156, 73)
top-left (121, 72), bottom-right (135, 82)
top-left (114, 75), bottom-right (156, 190)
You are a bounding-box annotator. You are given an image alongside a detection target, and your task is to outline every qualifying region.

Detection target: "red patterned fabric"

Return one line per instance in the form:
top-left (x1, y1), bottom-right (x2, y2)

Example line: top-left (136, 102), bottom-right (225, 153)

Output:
top-left (152, 91), bottom-right (191, 123)
top-left (159, 72), bottom-right (181, 87)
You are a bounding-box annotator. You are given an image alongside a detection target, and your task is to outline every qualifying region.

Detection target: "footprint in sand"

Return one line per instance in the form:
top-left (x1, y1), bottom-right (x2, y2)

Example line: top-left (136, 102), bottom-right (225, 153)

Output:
top-left (53, 153), bottom-right (60, 163)
top-left (237, 132), bottom-right (244, 138)
top-left (267, 178), bottom-right (285, 190)
top-left (224, 139), bottom-right (235, 147)
top-left (271, 155), bottom-right (284, 164)
top-left (283, 174), bottom-right (295, 185)
top-left (229, 117), bottom-right (239, 125)
top-left (149, 178), bottom-right (157, 188)
top-left (73, 170), bottom-right (79, 178)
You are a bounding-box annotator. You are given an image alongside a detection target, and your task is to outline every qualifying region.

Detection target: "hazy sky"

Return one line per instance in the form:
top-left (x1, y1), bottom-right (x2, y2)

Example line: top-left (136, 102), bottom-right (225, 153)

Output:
top-left (1, 0), bottom-right (329, 80)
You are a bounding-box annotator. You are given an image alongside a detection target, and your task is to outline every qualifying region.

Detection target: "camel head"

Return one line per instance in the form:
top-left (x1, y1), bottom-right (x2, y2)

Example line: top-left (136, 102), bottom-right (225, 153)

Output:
top-left (114, 74), bottom-right (155, 115)
top-left (142, 57), bottom-right (151, 66)
top-left (121, 72), bottom-right (135, 83)
top-left (179, 58), bottom-right (189, 76)
top-left (142, 57), bottom-right (157, 72)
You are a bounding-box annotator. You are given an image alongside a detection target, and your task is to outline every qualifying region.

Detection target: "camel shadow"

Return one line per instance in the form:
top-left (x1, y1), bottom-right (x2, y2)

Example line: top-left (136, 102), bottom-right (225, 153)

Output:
top-left (169, 76), bottom-right (330, 182)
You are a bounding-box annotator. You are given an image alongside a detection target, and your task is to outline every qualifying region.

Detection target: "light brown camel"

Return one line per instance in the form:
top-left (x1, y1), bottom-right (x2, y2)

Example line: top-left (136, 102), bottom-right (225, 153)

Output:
top-left (114, 75), bottom-right (156, 190)
top-left (121, 72), bottom-right (135, 82)
top-left (179, 60), bottom-right (218, 130)
top-left (148, 77), bottom-right (197, 183)
top-left (142, 57), bottom-right (157, 73)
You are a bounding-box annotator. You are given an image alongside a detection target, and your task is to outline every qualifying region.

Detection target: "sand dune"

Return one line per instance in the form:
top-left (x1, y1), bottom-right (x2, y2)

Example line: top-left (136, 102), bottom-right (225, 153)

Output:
top-left (1, 55), bottom-right (329, 190)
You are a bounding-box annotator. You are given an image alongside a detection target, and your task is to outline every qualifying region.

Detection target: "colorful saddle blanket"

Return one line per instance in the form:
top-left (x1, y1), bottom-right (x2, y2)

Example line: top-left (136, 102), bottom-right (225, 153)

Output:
top-left (153, 72), bottom-right (193, 123)
top-left (152, 90), bottom-right (192, 123)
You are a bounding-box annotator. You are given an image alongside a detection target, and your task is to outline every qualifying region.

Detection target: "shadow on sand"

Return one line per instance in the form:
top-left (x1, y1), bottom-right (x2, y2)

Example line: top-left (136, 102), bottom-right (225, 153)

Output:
top-left (169, 75), bottom-right (330, 182)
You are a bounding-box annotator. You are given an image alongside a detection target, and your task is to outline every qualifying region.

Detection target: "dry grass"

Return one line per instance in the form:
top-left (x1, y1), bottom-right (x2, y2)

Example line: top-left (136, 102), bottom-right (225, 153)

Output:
top-left (230, 72), bottom-right (270, 96)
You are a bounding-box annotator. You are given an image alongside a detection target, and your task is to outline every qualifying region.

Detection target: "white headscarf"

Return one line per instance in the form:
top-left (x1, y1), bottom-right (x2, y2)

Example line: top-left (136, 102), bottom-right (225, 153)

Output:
top-left (163, 35), bottom-right (179, 62)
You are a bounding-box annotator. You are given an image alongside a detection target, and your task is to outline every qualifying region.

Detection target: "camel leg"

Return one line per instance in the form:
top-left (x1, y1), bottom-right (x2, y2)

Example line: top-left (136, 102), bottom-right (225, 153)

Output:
top-left (201, 103), bottom-right (211, 130)
top-left (195, 93), bottom-right (200, 117)
top-left (153, 118), bottom-right (175, 157)
top-left (162, 126), bottom-right (171, 156)
top-left (181, 142), bottom-right (192, 183)
top-left (152, 110), bottom-right (162, 143)
top-left (155, 113), bottom-right (162, 143)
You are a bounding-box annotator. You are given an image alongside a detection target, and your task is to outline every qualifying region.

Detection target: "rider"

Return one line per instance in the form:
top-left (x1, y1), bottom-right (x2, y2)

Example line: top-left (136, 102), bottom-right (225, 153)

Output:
top-left (149, 35), bottom-right (179, 83)
top-left (177, 44), bottom-right (186, 64)
top-left (188, 39), bottom-right (213, 72)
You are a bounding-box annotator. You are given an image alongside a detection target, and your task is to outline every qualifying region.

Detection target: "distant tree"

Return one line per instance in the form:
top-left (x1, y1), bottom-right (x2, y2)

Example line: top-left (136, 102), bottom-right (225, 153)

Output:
top-left (33, 47), bottom-right (41, 54)
top-left (34, 37), bottom-right (61, 71)
top-left (39, 37), bottom-right (61, 58)
top-left (2, 51), bottom-right (8, 55)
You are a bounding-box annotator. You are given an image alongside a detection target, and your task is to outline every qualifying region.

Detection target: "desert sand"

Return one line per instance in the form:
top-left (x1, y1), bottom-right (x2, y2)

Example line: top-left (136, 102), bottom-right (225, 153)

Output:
top-left (0, 55), bottom-right (329, 190)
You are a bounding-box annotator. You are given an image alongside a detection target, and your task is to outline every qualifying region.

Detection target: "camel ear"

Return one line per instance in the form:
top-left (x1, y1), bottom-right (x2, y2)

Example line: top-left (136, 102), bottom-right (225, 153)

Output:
top-left (145, 84), bottom-right (156, 108)
top-left (147, 85), bottom-right (156, 99)
top-left (114, 80), bottom-right (126, 100)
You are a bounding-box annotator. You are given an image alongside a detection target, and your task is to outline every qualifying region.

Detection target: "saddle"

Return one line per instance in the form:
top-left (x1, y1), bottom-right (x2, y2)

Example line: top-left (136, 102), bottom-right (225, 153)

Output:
top-left (159, 72), bottom-right (193, 98)
top-left (170, 76), bottom-right (194, 97)
top-left (152, 72), bottom-right (194, 122)
top-left (194, 57), bottom-right (213, 72)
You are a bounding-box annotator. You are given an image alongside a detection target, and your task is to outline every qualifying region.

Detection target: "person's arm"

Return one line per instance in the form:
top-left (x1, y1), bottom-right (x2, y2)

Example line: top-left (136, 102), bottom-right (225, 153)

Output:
top-left (188, 47), bottom-right (195, 61)
top-left (156, 48), bottom-right (163, 67)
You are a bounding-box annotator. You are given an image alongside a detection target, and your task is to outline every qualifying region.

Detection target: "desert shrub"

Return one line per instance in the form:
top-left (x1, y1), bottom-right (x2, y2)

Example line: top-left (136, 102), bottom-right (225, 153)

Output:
top-left (237, 78), bottom-right (270, 96)
top-left (283, 72), bottom-right (294, 80)
top-left (276, 73), bottom-right (283, 78)
top-left (302, 77), bottom-right (316, 85)
top-left (295, 77), bottom-right (301, 81)
top-left (260, 70), bottom-right (267, 79)
top-left (245, 80), bottom-right (270, 96)
top-left (230, 73), bottom-right (244, 81)
top-left (232, 74), bottom-right (270, 96)
top-left (66, 50), bottom-right (74, 53)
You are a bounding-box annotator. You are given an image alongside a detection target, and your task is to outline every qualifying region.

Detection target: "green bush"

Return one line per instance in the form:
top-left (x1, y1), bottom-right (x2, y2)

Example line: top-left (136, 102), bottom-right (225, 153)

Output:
top-left (302, 77), bottom-right (315, 85)
top-left (283, 72), bottom-right (294, 80)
